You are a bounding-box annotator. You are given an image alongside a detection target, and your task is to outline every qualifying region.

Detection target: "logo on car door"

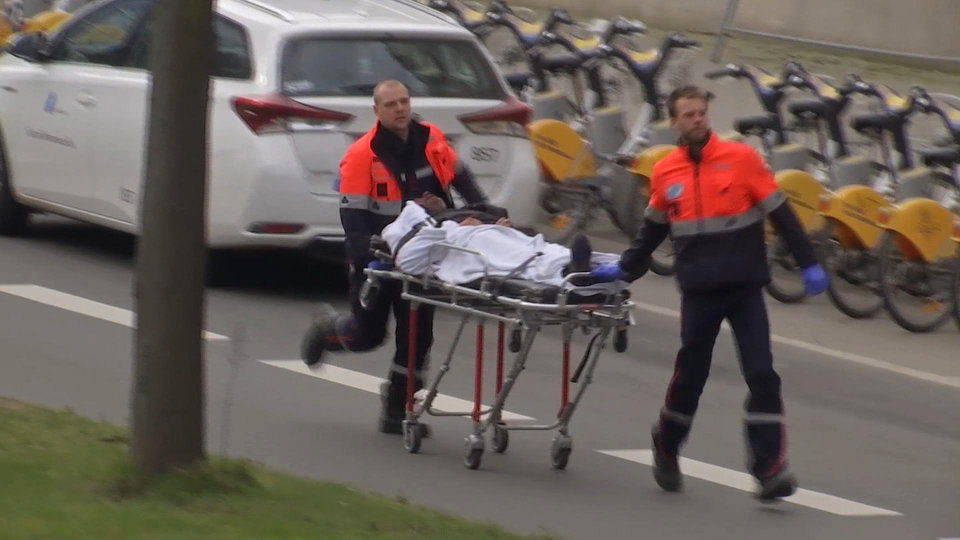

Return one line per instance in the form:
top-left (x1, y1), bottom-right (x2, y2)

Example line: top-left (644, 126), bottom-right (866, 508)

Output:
top-left (470, 146), bottom-right (500, 162)
top-left (43, 92), bottom-right (65, 115)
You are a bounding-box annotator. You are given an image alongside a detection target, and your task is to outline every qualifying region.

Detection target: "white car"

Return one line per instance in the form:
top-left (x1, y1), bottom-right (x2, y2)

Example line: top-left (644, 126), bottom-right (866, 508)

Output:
top-left (0, 0), bottom-right (541, 254)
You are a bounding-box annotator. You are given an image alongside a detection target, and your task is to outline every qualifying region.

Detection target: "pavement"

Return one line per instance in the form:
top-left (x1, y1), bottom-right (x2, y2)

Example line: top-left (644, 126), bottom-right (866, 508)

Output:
top-left (1, 212), bottom-right (957, 540)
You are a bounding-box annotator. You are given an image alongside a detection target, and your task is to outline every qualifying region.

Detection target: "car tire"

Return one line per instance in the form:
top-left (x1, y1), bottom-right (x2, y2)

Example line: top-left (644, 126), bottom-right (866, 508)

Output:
top-left (0, 140), bottom-right (29, 235)
top-left (205, 249), bottom-right (235, 288)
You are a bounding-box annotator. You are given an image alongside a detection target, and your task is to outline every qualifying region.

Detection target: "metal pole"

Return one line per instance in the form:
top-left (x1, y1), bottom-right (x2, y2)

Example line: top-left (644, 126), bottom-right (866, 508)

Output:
top-left (406, 304), bottom-right (419, 413)
top-left (560, 329), bottom-right (570, 418)
top-left (473, 322), bottom-right (484, 423)
top-left (496, 322), bottom-right (505, 395)
top-left (710, 0), bottom-right (741, 63)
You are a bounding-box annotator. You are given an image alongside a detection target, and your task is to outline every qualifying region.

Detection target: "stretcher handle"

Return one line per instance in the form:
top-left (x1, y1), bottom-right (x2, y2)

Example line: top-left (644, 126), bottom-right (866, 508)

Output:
top-left (558, 271), bottom-right (596, 307)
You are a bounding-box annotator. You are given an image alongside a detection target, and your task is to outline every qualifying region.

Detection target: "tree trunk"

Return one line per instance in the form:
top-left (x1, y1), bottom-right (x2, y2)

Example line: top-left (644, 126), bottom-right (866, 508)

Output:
top-left (131, 0), bottom-right (214, 474)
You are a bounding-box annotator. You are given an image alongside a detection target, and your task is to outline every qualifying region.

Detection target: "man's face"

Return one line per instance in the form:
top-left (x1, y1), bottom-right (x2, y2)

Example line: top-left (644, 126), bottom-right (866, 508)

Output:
top-left (373, 84), bottom-right (411, 135)
top-left (671, 97), bottom-right (710, 145)
top-left (414, 192), bottom-right (447, 215)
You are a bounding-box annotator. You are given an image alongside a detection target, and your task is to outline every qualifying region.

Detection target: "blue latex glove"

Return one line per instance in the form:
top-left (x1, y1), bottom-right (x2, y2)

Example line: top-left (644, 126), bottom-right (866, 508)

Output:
top-left (590, 263), bottom-right (626, 283)
top-left (802, 264), bottom-right (828, 296)
top-left (367, 260), bottom-right (393, 271)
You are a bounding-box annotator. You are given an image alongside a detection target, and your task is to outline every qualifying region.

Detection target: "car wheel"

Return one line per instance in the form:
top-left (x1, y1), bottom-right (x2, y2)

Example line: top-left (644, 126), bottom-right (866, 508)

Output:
top-left (0, 140), bottom-right (29, 235)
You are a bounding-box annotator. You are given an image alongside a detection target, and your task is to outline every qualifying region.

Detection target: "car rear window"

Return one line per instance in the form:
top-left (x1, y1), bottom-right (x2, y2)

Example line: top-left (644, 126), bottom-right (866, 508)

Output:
top-left (280, 37), bottom-right (503, 99)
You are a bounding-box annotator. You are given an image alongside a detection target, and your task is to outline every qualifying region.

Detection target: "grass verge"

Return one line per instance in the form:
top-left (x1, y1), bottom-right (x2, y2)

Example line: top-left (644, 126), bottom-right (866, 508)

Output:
top-left (0, 398), bottom-right (552, 540)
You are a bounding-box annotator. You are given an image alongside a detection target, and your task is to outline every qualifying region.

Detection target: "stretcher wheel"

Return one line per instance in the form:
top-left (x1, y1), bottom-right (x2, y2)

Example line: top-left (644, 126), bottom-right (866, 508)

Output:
top-left (465, 447), bottom-right (483, 469)
top-left (464, 434), bottom-right (485, 470)
top-left (492, 424), bottom-right (509, 454)
top-left (551, 446), bottom-right (571, 470)
top-left (550, 435), bottom-right (572, 470)
top-left (509, 328), bottom-right (522, 353)
top-left (614, 328), bottom-right (628, 353)
top-left (403, 421), bottom-right (425, 454)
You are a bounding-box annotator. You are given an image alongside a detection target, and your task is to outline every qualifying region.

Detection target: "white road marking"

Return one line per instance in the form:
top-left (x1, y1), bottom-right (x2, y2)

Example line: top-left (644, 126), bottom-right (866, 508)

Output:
top-left (0, 284), bottom-right (229, 341)
top-left (632, 301), bottom-right (960, 390)
top-left (598, 449), bottom-right (902, 517)
top-left (260, 360), bottom-right (535, 422)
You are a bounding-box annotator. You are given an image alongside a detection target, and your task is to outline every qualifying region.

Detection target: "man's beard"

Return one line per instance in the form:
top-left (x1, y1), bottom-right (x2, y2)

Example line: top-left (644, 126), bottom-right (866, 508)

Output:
top-left (683, 128), bottom-right (711, 147)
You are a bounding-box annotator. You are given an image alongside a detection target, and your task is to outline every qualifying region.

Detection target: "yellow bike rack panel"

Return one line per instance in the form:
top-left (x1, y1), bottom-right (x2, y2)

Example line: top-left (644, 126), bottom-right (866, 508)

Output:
top-left (879, 198), bottom-right (959, 263)
top-left (527, 119), bottom-right (596, 183)
top-left (819, 184), bottom-right (893, 250)
top-left (774, 169), bottom-right (826, 233)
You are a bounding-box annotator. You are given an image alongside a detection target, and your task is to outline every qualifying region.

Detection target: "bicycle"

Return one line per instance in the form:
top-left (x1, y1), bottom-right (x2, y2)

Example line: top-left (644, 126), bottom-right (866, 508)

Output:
top-left (874, 88), bottom-right (960, 332)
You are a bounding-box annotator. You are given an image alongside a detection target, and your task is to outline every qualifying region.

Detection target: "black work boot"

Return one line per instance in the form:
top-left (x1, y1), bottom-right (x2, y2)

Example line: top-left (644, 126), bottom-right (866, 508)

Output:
top-left (300, 303), bottom-right (346, 369)
top-left (378, 381), bottom-right (405, 435)
top-left (651, 425), bottom-right (683, 492)
top-left (378, 381), bottom-right (430, 437)
top-left (756, 467), bottom-right (797, 502)
top-left (564, 234), bottom-right (594, 286)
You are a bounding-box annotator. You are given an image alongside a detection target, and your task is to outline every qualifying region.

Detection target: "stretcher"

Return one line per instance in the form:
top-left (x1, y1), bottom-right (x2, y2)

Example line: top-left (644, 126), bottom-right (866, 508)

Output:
top-left (361, 238), bottom-right (635, 470)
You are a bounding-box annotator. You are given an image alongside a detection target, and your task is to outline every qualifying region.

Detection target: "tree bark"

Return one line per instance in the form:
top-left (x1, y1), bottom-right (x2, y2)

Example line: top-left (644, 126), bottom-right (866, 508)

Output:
top-left (131, 0), bottom-right (214, 474)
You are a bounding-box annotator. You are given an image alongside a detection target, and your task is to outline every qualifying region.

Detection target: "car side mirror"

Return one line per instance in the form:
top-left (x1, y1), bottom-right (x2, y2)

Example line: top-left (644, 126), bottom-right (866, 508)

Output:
top-left (5, 32), bottom-right (51, 62)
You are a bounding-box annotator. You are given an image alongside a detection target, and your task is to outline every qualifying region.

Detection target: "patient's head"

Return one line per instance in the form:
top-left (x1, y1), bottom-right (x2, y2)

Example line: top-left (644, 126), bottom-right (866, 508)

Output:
top-left (413, 192), bottom-right (447, 215)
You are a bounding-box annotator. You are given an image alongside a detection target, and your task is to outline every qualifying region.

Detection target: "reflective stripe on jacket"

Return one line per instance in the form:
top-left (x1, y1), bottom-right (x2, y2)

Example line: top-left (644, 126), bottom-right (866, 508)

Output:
top-left (624, 132), bottom-right (814, 291)
top-left (339, 122), bottom-right (457, 218)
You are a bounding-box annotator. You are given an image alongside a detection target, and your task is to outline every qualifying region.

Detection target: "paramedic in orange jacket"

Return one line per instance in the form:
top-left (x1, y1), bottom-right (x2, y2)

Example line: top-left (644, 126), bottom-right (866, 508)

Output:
top-left (301, 80), bottom-right (487, 434)
top-left (591, 86), bottom-right (829, 501)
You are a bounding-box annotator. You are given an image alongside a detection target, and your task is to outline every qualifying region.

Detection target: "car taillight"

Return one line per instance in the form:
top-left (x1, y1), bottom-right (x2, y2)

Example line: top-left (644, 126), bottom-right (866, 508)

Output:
top-left (231, 94), bottom-right (353, 135)
top-left (457, 96), bottom-right (532, 137)
top-left (248, 222), bottom-right (305, 234)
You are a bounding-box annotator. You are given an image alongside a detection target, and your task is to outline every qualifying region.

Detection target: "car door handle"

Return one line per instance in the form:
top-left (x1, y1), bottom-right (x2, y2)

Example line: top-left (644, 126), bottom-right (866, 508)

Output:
top-left (1, 85), bottom-right (16, 93)
top-left (76, 95), bottom-right (98, 107)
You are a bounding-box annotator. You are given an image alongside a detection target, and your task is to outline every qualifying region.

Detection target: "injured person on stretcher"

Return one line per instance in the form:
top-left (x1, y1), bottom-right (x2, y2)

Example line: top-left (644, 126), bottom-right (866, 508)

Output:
top-left (379, 193), bottom-right (620, 285)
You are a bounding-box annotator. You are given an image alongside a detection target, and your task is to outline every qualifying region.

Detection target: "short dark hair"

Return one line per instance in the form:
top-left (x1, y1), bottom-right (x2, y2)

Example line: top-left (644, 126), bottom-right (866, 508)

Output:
top-left (666, 85), bottom-right (710, 119)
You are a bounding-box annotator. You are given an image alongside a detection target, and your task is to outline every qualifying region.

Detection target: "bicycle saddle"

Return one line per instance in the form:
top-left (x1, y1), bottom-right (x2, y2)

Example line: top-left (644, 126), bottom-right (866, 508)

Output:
top-left (851, 112), bottom-right (901, 134)
top-left (920, 148), bottom-right (960, 168)
top-left (505, 71), bottom-right (534, 91)
top-left (788, 99), bottom-right (831, 119)
top-left (540, 53), bottom-right (585, 74)
top-left (734, 114), bottom-right (778, 135)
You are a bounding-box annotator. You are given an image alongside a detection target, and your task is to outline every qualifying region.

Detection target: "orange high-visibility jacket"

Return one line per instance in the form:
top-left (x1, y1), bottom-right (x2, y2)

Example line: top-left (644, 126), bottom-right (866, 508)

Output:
top-left (338, 121), bottom-right (479, 266)
top-left (339, 122), bottom-right (457, 218)
top-left (620, 133), bottom-right (816, 291)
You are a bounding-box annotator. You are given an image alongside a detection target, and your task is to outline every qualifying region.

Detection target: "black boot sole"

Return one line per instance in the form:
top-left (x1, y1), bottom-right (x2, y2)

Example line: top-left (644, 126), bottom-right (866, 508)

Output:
top-left (756, 472), bottom-right (797, 502)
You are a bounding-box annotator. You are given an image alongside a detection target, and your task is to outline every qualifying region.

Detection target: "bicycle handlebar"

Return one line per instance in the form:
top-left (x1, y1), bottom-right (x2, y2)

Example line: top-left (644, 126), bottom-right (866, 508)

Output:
top-left (486, 0), bottom-right (514, 15)
top-left (704, 65), bottom-right (740, 80)
top-left (911, 86), bottom-right (960, 143)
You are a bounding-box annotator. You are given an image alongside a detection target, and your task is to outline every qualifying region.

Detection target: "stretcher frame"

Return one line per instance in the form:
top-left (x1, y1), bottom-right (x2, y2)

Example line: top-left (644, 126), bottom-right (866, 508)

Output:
top-left (362, 241), bottom-right (635, 470)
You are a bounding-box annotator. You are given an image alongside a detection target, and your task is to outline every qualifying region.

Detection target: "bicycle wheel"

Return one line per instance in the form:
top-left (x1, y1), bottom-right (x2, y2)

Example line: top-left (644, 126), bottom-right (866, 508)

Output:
top-left (878, 232), bottom-right (953, 332)
top-left (822, 229), bottom-right (884, 319)
top-left (952, 258), bottom-right (960, 331)
top-left (540, 187), bottom-right (595, 246)
top-left (765, 231), bottom-right (806, 304)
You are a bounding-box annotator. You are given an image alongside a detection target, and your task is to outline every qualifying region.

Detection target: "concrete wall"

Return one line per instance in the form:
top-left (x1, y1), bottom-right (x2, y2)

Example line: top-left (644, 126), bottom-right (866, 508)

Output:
top-left (519, 0), bottom-right (960, 60)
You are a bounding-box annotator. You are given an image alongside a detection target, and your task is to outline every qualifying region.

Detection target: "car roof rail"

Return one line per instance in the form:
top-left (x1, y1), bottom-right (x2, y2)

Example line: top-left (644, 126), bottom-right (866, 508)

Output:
top-left (233, 0), bottom-right (296, 23)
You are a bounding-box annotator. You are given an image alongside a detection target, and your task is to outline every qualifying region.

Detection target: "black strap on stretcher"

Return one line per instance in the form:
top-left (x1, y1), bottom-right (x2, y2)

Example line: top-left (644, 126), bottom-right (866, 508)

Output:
top-left (488, 252), bottom-right (544, 300)
top-left (571, 331), bottom-right (602, 384)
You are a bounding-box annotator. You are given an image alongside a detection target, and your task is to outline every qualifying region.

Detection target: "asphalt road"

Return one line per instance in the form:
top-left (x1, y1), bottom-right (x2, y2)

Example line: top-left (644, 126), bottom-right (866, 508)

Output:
top-left (0, 213), bottom-right (957, 540)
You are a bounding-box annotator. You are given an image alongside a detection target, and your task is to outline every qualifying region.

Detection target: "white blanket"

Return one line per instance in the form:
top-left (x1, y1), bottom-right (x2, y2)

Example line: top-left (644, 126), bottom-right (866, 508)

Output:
top-left (380, 202), bottom-right (619, 285)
